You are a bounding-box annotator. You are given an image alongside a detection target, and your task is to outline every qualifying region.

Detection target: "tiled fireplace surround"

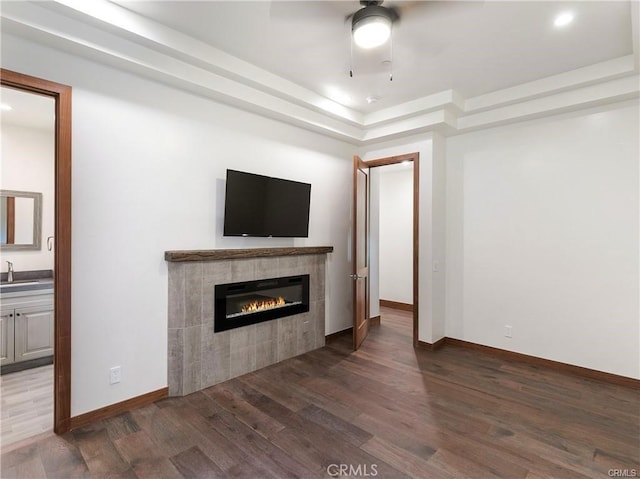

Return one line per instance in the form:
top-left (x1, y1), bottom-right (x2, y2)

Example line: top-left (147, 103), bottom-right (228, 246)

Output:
top-left (166, 247), bottom-right (332, 396)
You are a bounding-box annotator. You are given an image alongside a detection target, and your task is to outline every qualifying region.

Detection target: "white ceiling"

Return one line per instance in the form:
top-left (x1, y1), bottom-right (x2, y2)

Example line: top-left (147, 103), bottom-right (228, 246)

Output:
top-left (1, 0), bottom-right (637, 144)
top-left (110, 1), bottom-right (633, 113)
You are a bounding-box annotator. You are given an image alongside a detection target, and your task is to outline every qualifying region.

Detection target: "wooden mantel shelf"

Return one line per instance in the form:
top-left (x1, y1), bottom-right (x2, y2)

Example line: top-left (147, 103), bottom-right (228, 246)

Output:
top-left (164, 246), bottom-right (334, 262)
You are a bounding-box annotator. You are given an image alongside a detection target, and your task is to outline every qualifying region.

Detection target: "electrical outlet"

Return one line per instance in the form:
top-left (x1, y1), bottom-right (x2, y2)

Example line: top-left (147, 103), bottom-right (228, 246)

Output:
top-left (110, 366), bottom-right (121, 385)
top-left (303, 321), bottom-right (310, 332)
top-left (504, 325), bottom-right (512, 338)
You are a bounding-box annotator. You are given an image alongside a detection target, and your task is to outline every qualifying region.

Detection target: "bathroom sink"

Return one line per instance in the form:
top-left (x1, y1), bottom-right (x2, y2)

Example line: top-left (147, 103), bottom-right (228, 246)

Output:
top-left (1, 281), bottom-right (40, 287)
top-left (0, 280), bottom-right (53, 294)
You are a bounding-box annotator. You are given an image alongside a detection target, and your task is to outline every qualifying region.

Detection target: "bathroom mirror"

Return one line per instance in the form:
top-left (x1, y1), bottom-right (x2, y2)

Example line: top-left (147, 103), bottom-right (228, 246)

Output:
top-left (0, 190), bottom-right (42, 250)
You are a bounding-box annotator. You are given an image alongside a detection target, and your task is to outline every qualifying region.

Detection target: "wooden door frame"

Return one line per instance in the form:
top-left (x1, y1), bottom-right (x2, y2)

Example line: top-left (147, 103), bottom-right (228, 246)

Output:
top-left (6, 196), bottom-right (15, 244)
top-left (364, 152), bottom-right (420, 348)
top-left (1, 69), bottom-right (72, 433)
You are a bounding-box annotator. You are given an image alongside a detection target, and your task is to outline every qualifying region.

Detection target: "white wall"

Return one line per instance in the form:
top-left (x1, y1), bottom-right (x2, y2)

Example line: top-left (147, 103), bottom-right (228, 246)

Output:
top-left (378, 166), bottom-right (413, 304)
top-left (0, 123), bottom-right (55, 272)
top-left (446, 100), bottom-right (639, 379)
top-left (431, 133), bottom-right (447, 341)
top-left (369, 168), bottom-right (380, 319)
top-left (2, 34), bottom-right (355, 415)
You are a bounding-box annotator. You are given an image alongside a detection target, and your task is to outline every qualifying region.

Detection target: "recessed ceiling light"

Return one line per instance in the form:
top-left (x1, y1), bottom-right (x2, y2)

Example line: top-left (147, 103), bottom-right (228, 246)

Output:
top-left (366, 96), bottom-right (378, 104)
top-left (0, 103), bottom-right (13, 111)
top-left (554, 11), bottom-right (574, 28)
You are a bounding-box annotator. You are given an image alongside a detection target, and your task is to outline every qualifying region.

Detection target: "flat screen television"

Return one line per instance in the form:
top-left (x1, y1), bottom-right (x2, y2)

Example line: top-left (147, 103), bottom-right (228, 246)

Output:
top-left (223, 169), bottom-right (311, 237)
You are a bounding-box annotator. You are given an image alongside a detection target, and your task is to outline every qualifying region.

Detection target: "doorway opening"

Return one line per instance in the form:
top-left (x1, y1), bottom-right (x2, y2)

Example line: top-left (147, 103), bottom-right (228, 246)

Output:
top-left (0, 69), bottom-right (72, 438)
top-left (372, 159), bottom-right (417, 345)
top-left (352, 153), bottom-right (419, 350)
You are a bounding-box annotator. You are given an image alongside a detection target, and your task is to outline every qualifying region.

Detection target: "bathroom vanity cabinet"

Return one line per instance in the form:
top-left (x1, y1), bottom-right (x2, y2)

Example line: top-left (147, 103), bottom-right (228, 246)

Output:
top-left (0, 292), bottom-right (54, 368)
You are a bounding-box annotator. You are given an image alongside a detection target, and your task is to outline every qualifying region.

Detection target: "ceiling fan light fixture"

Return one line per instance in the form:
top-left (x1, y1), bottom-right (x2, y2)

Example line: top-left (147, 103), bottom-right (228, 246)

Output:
top-left (352, 6), bottom-right (392, 49)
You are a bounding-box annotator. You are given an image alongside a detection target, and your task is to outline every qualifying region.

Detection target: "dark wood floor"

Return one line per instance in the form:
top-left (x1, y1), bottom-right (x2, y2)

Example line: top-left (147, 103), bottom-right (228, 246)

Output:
top-left (2, 307), bottom-right (638, 478)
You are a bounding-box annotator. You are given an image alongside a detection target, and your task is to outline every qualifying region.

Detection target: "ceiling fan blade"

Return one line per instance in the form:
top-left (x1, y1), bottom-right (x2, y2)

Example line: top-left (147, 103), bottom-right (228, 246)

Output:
top-left (387, 5), bottom-right (401, 22)
top-left (388, 1), bottom-right (486, 58)
top-left (390, 0), bottom-right (485, 19)
top-left (269, 1), bottom-right (352, 23)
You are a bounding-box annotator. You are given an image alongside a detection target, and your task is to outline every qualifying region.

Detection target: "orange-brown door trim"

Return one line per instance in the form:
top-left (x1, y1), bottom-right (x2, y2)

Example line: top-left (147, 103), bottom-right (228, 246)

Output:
top-left (1, 69), bottom-right (72, 433)
top-left (6, 196), bottom-right (15, 244)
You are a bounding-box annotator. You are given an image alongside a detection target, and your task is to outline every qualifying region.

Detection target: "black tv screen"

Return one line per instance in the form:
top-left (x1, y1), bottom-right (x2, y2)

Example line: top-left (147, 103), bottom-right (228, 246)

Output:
top-left (223, 169), bottom-right (311, 237)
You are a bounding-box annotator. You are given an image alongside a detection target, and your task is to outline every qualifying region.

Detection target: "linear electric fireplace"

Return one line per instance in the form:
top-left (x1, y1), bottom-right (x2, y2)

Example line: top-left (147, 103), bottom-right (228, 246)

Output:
top-left (214, 274), bottom-right (310, 332)
top-left (166, 247), bottom-right (332, 396)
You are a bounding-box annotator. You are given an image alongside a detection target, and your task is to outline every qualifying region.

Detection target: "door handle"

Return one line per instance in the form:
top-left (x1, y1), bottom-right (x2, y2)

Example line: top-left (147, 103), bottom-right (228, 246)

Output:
top-left (349, 274), bottom-right (365, 281)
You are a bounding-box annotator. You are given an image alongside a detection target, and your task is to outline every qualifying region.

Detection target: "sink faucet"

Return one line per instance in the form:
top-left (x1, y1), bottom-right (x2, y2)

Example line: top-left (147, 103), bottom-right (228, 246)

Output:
top-left (6, 261), bottom-right (14, 283)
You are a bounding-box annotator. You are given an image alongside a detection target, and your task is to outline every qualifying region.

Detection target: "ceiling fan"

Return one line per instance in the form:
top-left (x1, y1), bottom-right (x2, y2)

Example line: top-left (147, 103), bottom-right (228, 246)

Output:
top-left (268, 1), bottom-right (484, 81)
top-left (347, 1), bottom-right (411, 79)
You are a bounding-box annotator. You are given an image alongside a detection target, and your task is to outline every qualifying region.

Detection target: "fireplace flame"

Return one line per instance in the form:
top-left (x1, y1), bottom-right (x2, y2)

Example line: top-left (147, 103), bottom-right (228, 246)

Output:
top-left (241, 296), bottom-right (286, 313)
